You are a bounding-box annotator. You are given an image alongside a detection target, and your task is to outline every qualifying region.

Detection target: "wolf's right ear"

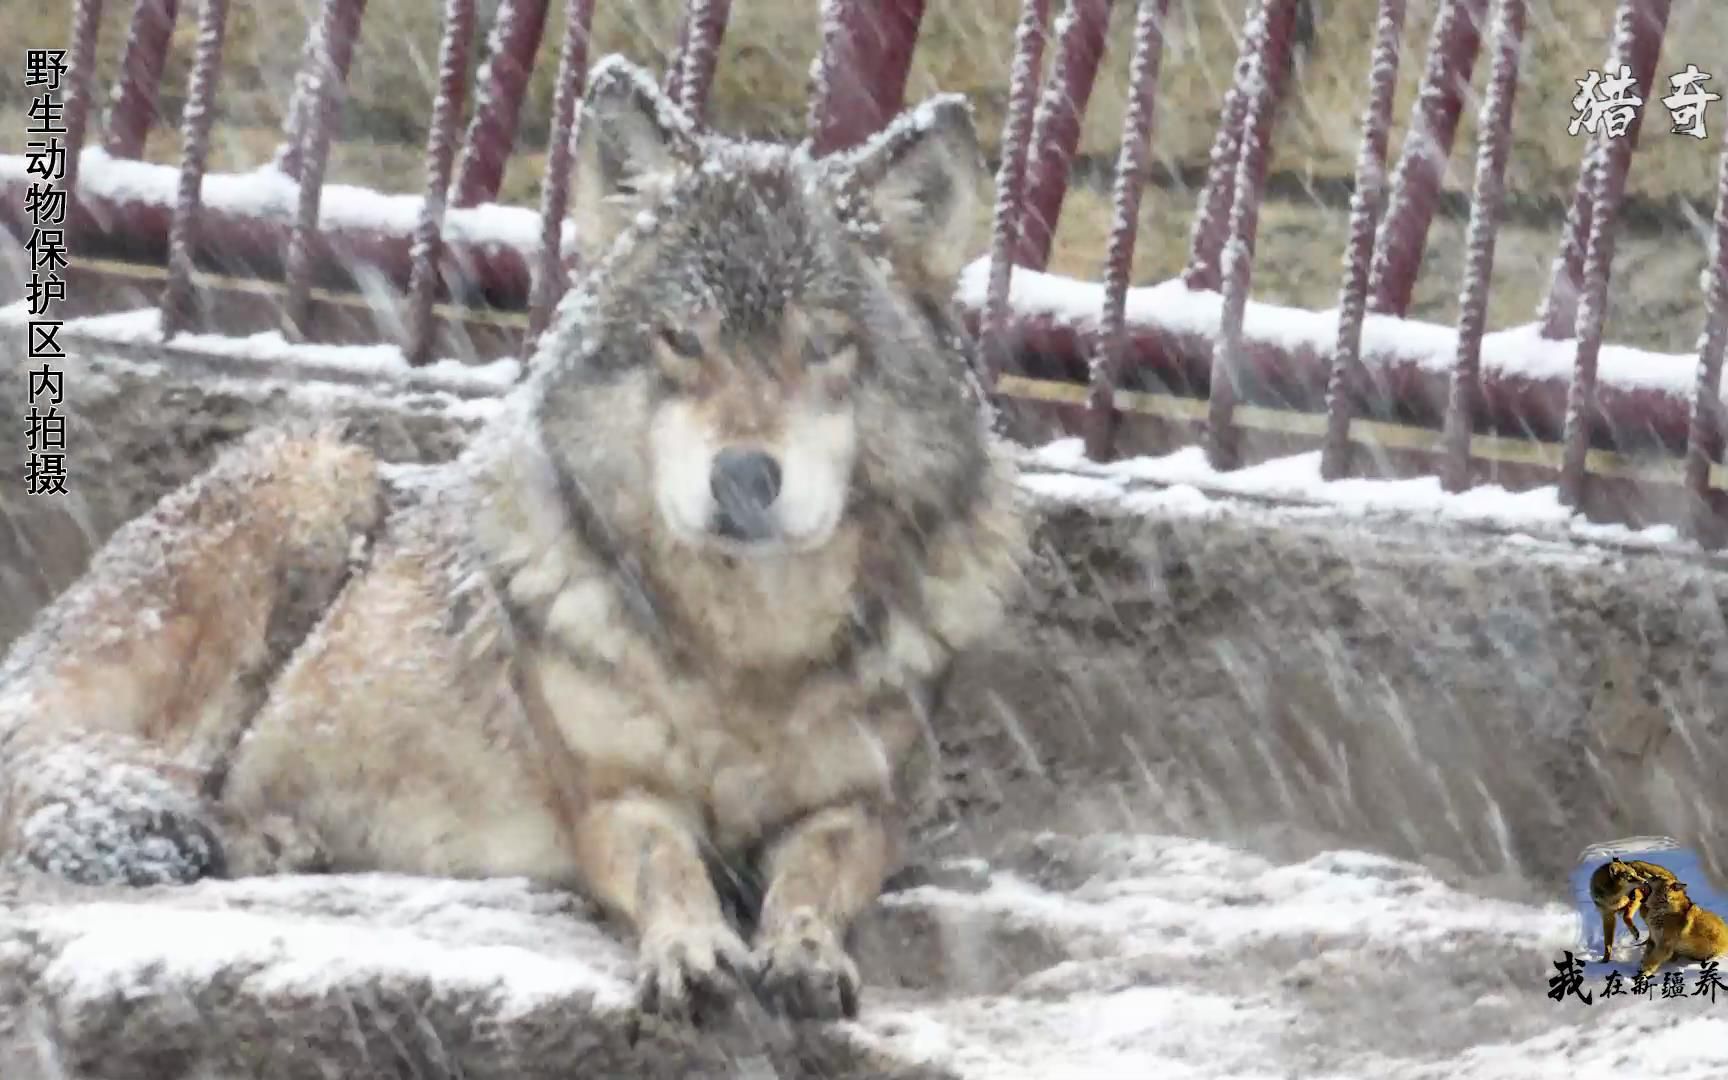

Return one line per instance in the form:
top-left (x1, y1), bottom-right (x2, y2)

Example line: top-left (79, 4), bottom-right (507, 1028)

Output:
top-left (571, 56), bottom-right (699, 263)
top-left (844, 95), bottom-right (987, 291)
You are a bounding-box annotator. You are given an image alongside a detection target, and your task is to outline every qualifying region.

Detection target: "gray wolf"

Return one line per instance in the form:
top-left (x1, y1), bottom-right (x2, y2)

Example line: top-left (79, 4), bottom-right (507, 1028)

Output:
top-left (1638, 877), bottom-right (1728, 976)
top-left (1589, 857), bottom-right (1677, 959)
top-left (0, 55), bottom-right (1028, 1024)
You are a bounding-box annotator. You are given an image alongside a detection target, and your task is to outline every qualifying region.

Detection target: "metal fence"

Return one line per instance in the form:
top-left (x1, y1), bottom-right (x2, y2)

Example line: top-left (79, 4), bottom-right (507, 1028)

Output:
top-left (2, 0), bottom-right (1725, 545)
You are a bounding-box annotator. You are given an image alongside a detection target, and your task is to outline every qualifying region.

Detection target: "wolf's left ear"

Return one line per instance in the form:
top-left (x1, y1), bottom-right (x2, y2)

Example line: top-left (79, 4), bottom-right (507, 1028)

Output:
top-left (845, 95), bottom-right (987, 289)
top-left (571, 55), bottom-right (700, 263)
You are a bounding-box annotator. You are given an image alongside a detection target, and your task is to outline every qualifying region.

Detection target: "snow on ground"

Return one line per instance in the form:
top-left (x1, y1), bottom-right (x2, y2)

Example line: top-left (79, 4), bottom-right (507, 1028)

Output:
top-left (0, 150), bottom-right (574, 254)
top-left (6, 832), bottom-right (1721, 1078)
top-left (20, 874), bottom-right (630, 1014)
top-left (957, 258), bottom-right (1715, 401)
top-left (1019, 438), bottom-right (1694, 555)
top-left (847, 835), bottom-right (1724, 1079)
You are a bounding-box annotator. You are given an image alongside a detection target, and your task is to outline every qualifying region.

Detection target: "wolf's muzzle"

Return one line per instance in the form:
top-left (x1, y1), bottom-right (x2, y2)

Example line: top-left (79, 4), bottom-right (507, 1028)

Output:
top-left (711, 448), bottom-right (782, 541)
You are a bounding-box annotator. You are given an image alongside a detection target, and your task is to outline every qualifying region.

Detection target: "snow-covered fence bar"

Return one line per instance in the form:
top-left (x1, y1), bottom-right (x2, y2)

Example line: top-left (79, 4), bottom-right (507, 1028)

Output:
top-left (525, 0), bottom-right (600, 352)
top-left (1536, 0), bottom-right (1671, 342)
top-left (1319, 0), bottom-right (1405, 482)
top-left (1014, 0), bottom-right (1114, 273)
top-left (1557, 120), bottom-right (1635, 509)
top-left (807, 0), bottom-right (926, 158)
top-left (1181, 0), bottom-right (1299, 294)
top-left (282, 0), bottom-right (362, 340)
top-left (1083, 0), bottom-right (1170, 461)
top-left (104, 0), bottom-right (180, 161)
top-left (450, 0), bottom-right (553, 209)
top-left (273, 0), bottom-right (366, 182)
top-left (1204, 0), bottom-right (1300, 470)
top-left (403, 0), bottom-right (479, 368)
top-left (670, 0), bottom-right (732, 129)
top-left (980, 0), bottom-right (1052, 387)
top-left (158, 0), bottom-right (229, 340)
top-left (1436, 0), bottom-right (1519, 495)
top-left (59, 0), bottom-right (105, 207)
top-left (1364, 0), bottom-right (1486, 321)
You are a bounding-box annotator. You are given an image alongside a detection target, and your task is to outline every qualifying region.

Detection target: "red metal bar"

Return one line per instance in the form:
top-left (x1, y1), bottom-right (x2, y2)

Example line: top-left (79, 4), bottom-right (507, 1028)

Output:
top-left (1204, 0), bottom-right (1299, 470)
top-left (1684, 130), bottom-right (1728, 544)
top-left (60, 0), bottom-right (107, 203)
top-left (1557, 142), bottom-right (1633, 507)
top-left (450, 0), bottom-right (552, 208)
top-left (283, 0), bottom-right (363, 341)
top-left (1083, 0), bottom-right (1170, 461)
top-left (718, 0), bottom-right (927, 158)
top-left (1183, 0), bottom-right (1300, 293)
top-left (1439, 0), bottom-right (1524, 493)
top-left (673, 0), bottom-right (732, 127)
top-left (1536, 0), bottom-right (1671, 340)
top-left (273, 0), bottom-right (367, 180)
top-left (664, 5), bottom-right (694, 104)
top-left (103, 0), bottom-right (178, 159)
top-left (1364, 0), bottom-right (1488, 318)
top-left (1182, 21), bottom-right (1253, 291)
top-left (524, 0), bottom-right (599, 357)
top-left (404, 0), bottom-right (478, 367)
top-left (160, 0), bottom-right (231, 340)
top-left (808, 0), bottom-right (928, 158)
top-left (1015, 0), bottom-right (1114, 271)
top-left (980, 0), bottom-right (1053, 388)
top-left (1319, 0), bottom-right (1407, 481)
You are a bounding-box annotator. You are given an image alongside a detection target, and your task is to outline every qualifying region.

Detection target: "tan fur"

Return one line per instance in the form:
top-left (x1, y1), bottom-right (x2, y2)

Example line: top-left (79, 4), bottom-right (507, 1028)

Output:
top-left (1590, 857), bottom-right (1678, 959)
top-left (1, 58), bottom-right (1026, 1023)
top-left (1638, 879), bottom-right (1728, 976)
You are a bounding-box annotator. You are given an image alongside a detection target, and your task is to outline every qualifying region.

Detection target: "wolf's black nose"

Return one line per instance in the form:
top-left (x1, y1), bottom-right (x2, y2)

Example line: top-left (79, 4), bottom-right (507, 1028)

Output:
top-left (711, 448), bottom-right (782, 538)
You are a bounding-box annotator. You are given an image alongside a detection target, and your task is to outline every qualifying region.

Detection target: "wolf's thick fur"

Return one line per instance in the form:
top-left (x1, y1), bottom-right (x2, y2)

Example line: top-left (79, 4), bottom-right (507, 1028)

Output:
top-left (1589, 857), bottom-right (1677, 959)
top-left (0, 59), bottom-right (1028, 1022)
top-left (1638, 879), bottom-right (1728, 976)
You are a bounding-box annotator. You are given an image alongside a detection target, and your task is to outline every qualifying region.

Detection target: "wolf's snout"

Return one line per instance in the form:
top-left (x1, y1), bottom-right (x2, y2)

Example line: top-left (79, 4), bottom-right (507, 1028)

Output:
top-left (710, 448), bottom-right (782, 540)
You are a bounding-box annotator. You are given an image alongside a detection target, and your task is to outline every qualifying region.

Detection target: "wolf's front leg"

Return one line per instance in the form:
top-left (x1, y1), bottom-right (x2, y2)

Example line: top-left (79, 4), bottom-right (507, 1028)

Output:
top-left (573, 795), bottom-right (750, 1022)
top-left (1639, 936), bottom-right (1677, 977)
top-left (750, 802), bottom-right (893, 1020)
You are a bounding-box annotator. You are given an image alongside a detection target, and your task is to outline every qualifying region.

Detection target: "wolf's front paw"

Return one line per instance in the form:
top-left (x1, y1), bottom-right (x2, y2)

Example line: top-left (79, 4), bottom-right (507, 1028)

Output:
top-left (21, 796), bottom-right (225, 886)
top-left (634, 921), bottom-right (751, 1024)
top-left (750, 908), bottom-right (861, 1020)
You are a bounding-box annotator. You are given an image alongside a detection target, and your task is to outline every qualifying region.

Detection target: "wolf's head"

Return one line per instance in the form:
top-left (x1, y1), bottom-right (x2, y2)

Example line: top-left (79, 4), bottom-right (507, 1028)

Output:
top-left (526, 57), bottom-right (992, 560)
top-left (1646, 879), bottom-right (1692, 916)
top-left (1604, 858), bottom-right (1641, 883)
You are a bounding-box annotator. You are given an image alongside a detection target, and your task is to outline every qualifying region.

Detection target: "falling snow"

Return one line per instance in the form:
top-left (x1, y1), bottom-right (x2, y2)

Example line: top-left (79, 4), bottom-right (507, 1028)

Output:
top-left (5, 2), bottom-right (1728, 1076)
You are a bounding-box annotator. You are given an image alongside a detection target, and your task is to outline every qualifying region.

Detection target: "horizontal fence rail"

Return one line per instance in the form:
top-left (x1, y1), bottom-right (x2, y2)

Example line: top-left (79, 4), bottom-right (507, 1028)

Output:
top-left (1, 0), bottom-right (1725, 546)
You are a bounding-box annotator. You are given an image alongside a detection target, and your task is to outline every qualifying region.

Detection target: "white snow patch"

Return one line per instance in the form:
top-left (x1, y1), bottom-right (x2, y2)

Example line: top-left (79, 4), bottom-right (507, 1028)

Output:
top-left (1019, 439), bottom-right (1698, 553)
top-left (19, 873), bottom-right (631, 1015)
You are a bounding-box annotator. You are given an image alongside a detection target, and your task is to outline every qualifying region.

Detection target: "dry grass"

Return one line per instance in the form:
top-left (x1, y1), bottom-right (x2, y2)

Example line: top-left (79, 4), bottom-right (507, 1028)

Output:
top-left (0, 0), bottom-right (1723, 348)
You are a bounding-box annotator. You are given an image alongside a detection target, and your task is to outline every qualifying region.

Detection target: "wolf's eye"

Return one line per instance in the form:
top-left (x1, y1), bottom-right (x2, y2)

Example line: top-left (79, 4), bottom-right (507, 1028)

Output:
top-left (657, 326), bottom-right (703, 360)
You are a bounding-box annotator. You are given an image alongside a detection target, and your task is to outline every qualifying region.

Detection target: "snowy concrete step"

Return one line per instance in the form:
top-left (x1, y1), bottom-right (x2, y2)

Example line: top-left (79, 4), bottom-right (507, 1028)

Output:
top-left (4, 831), bottom-right (1724, 1079)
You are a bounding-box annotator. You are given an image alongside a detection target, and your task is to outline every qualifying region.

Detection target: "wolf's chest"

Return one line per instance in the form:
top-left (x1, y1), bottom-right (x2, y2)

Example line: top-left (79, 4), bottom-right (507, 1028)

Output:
top-left (528, 648), bottom-right (913, 851)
